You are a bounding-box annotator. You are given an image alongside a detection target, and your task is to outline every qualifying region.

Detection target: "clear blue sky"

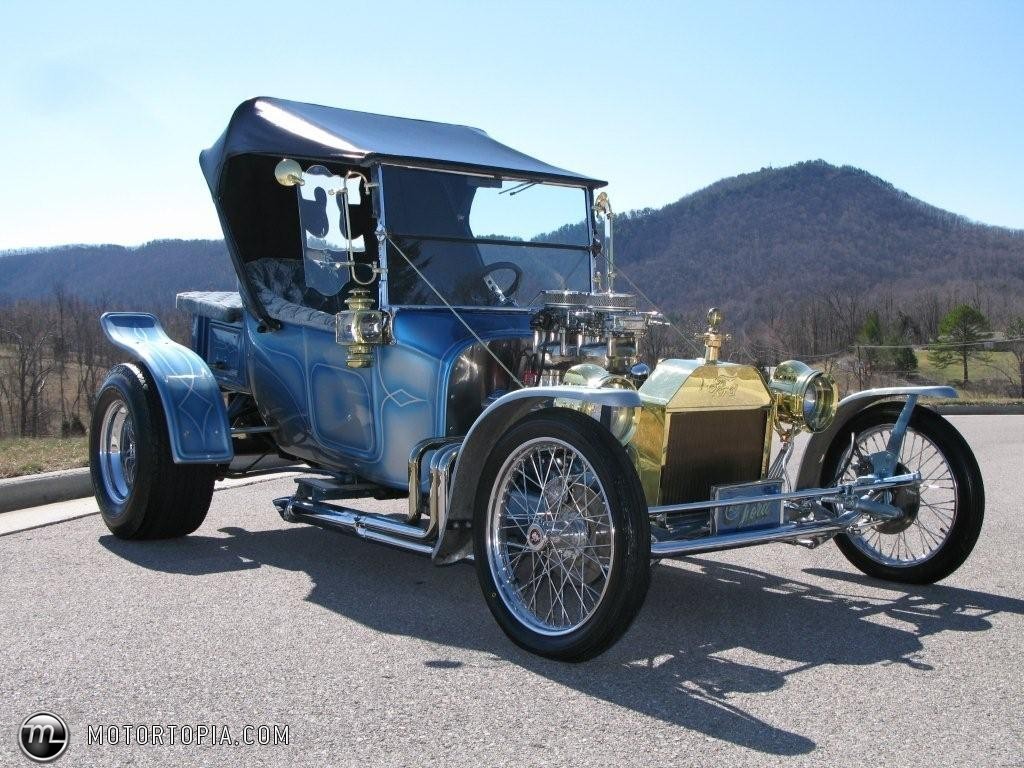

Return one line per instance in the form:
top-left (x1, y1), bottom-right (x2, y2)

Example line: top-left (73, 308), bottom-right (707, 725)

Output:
top-left (1, 0), bottom-right (1021, 250)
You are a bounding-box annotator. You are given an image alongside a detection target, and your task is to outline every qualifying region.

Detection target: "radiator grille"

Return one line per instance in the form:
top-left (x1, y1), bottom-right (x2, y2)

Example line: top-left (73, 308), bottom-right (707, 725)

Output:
top-left (660, 409), bottom-right (768, 504)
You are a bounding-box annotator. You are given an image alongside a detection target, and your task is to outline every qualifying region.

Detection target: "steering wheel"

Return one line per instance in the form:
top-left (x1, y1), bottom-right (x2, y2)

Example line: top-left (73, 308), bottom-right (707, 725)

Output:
top-left (462, 261), bottom-right (524, 305)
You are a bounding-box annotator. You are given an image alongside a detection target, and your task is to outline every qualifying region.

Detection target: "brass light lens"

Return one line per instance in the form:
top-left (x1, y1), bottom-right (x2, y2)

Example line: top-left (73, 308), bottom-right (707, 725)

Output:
top-left (357, 313), bottom-right (384, 343)
top-left (769, 360), bottom-right (838, 433)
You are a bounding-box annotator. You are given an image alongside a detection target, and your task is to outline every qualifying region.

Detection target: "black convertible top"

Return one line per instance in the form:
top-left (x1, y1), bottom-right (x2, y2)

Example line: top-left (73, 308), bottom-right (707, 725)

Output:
top-left (200, 97), bottom-right (603, 190)
top-left (199, 98), bottom-right (601, 327)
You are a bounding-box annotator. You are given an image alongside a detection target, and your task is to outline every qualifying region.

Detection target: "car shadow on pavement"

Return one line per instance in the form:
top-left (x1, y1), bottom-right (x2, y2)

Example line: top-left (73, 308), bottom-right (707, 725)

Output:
top-left (100, 527), bottom-right (1024, 757)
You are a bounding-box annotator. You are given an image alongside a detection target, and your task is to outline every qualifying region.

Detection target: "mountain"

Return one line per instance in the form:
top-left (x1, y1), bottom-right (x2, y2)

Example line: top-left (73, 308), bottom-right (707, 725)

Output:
top-left (611, 161), bottom-right (1024, 327)
top-left (2, 161), bottom-right (1022, 325)
top-left (0, 239), bottom-right (235, 311)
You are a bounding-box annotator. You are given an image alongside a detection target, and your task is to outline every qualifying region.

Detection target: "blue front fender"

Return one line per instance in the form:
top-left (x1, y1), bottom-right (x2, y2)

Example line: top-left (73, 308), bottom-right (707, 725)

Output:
top-left (101, 312), bottom-right (233, 464)
top-left (434, 386), bottom-right (644, 564)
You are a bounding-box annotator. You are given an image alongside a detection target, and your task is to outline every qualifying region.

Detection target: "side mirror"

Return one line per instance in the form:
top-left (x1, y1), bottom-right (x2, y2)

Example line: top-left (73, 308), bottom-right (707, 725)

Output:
top-left (274, 158), bottom-right (304, 187)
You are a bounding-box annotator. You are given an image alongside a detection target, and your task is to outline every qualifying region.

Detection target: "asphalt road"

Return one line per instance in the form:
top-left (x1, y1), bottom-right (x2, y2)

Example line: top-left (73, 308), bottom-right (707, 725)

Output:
top-left (1, 416), bottom-right (1021, 767)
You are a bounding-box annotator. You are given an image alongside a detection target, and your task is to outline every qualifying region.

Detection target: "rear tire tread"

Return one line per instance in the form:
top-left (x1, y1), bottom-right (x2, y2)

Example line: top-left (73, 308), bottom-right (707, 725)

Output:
top-left (90, 363), bottom-right (216, 540)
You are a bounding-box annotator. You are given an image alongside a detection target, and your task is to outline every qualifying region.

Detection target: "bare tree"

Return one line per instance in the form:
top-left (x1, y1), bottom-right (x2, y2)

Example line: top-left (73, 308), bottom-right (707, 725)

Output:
top-left (66, 296), bottom-right (115, 425)
top-left (0, 302), bottom-right (58, 436)
top-left (643, 320), bottom-right (674, 366)
top-left (823, 289), bottom-right (865, 350)
top-left (53, 285), bottom-right (69, 434)
top-left (982, 317), bottom-right (1024, 398)
top-left (1007, 318), bottom-right (1024, 399)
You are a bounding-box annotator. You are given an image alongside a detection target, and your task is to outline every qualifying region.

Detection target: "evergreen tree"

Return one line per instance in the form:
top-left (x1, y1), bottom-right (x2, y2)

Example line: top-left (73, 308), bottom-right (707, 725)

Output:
top-left (892, 346), bottom-right (918, 374)
top-left (928, 304), bottom-right (991, 385)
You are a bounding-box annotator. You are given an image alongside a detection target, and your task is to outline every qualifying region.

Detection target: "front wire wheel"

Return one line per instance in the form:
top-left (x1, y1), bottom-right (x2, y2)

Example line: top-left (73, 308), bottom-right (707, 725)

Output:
top-left (823, 404), bottom-right (984, 584)
top-left (474, 410), bottom-right (651, 661)
top-left (487, 437), bottom-right (614, 636)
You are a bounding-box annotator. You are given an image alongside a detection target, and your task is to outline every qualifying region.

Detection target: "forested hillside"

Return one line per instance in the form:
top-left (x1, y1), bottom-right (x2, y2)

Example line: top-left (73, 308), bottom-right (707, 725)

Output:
top-left (3, 161), bottom-right (1021, 327)
top-left (612, 160), bottom-right (1024, 327)
top-left (0, 239), bottom-right (235, 311)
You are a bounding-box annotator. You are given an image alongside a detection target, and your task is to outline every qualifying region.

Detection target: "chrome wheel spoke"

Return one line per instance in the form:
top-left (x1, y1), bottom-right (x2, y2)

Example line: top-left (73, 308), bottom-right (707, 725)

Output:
top-left (487, 437), bottom-right (615, 636)
top-left (835, 424), bottom-right (957, 567)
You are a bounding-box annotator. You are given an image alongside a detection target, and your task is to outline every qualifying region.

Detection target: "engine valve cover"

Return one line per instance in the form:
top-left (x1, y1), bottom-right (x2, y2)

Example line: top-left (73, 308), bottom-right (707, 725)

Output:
top-left (540, 290), bottom-right (637, 312)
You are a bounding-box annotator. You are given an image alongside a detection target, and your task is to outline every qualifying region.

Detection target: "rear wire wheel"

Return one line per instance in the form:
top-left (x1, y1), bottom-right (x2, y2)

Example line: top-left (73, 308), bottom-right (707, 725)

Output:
top-left (473, 409), bottom-right (651, 661)
top-left (822, 404), bottom-right (984, 584)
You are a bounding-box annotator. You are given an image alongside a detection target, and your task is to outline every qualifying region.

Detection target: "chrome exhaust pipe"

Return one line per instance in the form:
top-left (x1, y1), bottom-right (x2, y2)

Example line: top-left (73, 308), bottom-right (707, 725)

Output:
top-left (651, 510), bottom-right (863, 557)
top-left (407, 437), bottom-right (462, 522)
top-left (648, 472), bottom-right (920, 517)
top-left (277, 440), bottom-right (461, 556)
top-left (279, 497), bottom-right (434, 556)
top-left (428, 443), bottom-right (460, 536)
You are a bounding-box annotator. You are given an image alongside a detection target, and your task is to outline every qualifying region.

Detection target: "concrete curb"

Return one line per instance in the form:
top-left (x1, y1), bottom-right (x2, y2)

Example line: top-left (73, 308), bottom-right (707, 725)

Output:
top-left (0, 456), bottom-right (303, 514)
top-left (0, 471), bottom-right (304, 537)
top-left (0, 468), bottom-right (93, 514)
top-left (932, 404), bottom-right (1024, 416)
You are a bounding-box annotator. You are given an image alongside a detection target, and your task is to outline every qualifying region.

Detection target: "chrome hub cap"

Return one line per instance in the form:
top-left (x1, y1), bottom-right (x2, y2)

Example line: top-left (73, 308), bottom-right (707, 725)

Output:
top-left (98, 398), bottom-right (138, 507)
top-left (526, 524), bottom-right (546, 551)
top-left (548, 514), bottom-right (591, 558)
top-left (875, 464), bottom-right (921, 534)
top-left (486, 438), bottom-right (615, 636)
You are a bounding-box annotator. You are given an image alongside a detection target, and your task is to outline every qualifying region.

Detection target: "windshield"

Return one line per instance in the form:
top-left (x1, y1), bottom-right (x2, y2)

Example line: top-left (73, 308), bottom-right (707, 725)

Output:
top-left (381, 166), bottom-right (592, 307)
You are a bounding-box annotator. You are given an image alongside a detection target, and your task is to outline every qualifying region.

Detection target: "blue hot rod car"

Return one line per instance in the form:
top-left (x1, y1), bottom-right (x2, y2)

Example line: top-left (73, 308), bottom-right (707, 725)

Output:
top-left (91, 98), bottom-right (984, 661)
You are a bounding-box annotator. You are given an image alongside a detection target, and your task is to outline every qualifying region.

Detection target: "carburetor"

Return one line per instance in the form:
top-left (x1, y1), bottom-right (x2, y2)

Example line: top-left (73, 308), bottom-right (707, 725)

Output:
top-left (527, 290), bottom-right (657, 386)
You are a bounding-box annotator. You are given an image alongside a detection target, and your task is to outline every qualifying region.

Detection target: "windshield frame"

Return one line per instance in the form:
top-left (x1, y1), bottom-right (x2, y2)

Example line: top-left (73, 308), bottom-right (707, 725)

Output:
top-left (375, 163), bottom-right (596, 311)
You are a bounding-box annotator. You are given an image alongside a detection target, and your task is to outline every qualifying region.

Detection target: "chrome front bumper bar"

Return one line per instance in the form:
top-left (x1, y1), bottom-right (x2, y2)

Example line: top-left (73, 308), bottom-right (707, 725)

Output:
top-left (649, 471), bottom-right (921, 558)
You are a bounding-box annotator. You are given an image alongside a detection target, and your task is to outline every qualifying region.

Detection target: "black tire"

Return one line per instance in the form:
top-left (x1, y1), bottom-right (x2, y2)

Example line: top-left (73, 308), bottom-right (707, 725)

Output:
top-left (473, 409), bottom-right (651, 662)
top-left (821, 403), bottom-right (984, 584)
top-left (90, 363), bottom-right (216, 539)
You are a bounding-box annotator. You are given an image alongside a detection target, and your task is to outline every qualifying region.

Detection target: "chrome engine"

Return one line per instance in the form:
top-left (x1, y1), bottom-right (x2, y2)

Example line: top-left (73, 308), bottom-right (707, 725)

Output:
top-left (527, 290), bottom-right (658, 386)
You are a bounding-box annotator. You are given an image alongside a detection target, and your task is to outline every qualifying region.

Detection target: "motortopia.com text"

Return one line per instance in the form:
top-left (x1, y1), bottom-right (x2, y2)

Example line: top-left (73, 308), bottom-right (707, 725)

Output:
top-left (86, 723), bottom-right (289, 747)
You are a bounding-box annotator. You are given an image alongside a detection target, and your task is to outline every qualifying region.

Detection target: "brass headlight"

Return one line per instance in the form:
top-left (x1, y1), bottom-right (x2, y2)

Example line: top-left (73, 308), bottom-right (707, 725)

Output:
top-left (560, 363), bottom-right (639, 444)
top-left (769, 360), bottom-right (838, 434)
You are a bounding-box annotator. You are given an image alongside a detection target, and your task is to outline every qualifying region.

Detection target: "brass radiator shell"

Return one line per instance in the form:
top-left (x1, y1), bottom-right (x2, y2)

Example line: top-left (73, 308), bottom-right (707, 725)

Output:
top-left (630, 359), bottom-right (773, 506)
